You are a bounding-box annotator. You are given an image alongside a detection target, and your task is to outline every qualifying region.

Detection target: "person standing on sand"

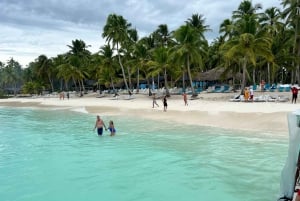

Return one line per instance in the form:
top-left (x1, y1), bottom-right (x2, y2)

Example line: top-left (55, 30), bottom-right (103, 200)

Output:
top-left (163, 96), bottom-right (168, 112)
top-left (291, 85), bottom-right (299, 104)
top-left (152, 94), bottom-right (159, 108)
top-left (249, 86), bottom-right (254, 102)
top-left (93, 115), bottom-right (107, 135)
top-left (244, 87), bottom-right (250, 102)
top-left (182, 92), bottom-right (188, 106)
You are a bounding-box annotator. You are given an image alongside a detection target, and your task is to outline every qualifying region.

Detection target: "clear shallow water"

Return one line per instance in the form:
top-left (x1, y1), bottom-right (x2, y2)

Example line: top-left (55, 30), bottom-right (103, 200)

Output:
top-left (0, 107), bottom-right (287, 201)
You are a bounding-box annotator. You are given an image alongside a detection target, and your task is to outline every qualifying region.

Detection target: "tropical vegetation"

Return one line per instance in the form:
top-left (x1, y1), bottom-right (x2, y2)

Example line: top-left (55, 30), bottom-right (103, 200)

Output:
top-left (0, 0), bottom-right (299, 97)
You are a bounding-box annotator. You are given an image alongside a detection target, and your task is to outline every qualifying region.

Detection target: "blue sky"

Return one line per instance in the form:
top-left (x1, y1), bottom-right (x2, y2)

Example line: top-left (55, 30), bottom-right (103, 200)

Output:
top-left (0, 0), bottom-right (282, 67)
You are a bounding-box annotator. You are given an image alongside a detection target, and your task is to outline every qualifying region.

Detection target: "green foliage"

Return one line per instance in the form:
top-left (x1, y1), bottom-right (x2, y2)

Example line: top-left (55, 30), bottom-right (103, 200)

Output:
top-left (22, 82), bottom-right (44, 95)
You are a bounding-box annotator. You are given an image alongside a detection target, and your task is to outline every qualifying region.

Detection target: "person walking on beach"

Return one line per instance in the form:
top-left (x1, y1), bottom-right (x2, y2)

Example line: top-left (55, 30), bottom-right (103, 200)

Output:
top-left (67, 92), bottom-right (70, 100)
top-left (182, 92), bottom-right (188, 106)
top-left (152, 94), bottom-right (159, 108)
top-left (163, 95), bottom-right (168, 112)
top-left (93, 115), bottom-right (107, 135)
top-left (291, 85), bottom-right (299, 104)
top-left (108, 120), bottom-right (116, 136)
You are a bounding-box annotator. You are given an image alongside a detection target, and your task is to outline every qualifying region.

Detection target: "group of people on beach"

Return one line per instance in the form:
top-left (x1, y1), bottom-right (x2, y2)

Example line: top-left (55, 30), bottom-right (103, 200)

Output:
top-left (152, 92), bottom-right (188, 111)
top-left (93, 115), bottom-right (116, 136)
top-left (59, 91), bottom-right (70, 100)
top-left (152, 94), bottom-right (168, 112)
top-left (243, 86), bottom-right (254, 102)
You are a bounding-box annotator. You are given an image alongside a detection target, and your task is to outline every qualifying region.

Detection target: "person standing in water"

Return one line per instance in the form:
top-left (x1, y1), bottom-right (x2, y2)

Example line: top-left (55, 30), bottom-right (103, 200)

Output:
top-left (108, 120), bottom-right (116, 136)
top-left (93, 115), bottom-right (107, 135)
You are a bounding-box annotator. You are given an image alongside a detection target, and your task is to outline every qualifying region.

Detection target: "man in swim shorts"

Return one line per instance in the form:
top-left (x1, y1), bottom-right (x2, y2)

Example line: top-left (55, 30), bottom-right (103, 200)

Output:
top-left (93, 115), bottom-right (107, 135)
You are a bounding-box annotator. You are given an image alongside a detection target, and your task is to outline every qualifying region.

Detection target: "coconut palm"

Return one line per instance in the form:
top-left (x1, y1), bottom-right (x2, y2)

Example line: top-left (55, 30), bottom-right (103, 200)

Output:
top-left (34, 55), bottom-right (55, 92)
top-left (102, 14), bottom-right (132, 94)
top-left (66, 39), bottom-right (91, 92)
top-left (219, 19), bottom-right (236, 40)
top-left (282, 0), bottom-right (300, 83)
top-left (171, 25), bottom-right (206, 97)
top-left (259, 7), bottom-right (284, 84)
top-left (221, 31), bottom-right (273, 90)
top-left (186, 13), bottom-right (211, 40)
top-left (3, 58), bottom-right (23, 96)
top-left (98, 44), bottom-right (118, 93)
top-left (152, 47), bottom-right (171, 96)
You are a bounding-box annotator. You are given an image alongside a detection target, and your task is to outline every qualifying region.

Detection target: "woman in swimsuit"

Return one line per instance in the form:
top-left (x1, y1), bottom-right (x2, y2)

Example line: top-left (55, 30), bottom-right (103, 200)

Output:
top-left (108, 120), bottom-right (116, 136)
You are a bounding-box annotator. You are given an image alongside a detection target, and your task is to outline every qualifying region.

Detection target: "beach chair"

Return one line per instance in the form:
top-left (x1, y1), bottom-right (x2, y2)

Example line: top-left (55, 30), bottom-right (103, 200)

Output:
top-left (229, 94), bottom-right (241, 102)
top-left (213, 86), bottom-right (223, 93)
top-left (222, 85), bottom-right (230, 93)
top-left (253, 95), bottom-right (267, 102)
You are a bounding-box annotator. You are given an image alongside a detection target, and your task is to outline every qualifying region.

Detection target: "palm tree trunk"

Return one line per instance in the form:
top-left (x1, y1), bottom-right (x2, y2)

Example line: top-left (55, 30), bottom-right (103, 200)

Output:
top-left (48, 74), bottom-right (54, 92)
top-left (187, 55), bottom-right (196, 96)
top-left (252, 68), bottom-right (256, 85)
top-left (127, 66), bottom-right (132, 90)
top-left (117, 44), bottom-right (130, 94)
top-left (164, 67), bottom-right (170, 97)
top-left (241, 59), bottom-right (247, 91)
top-left (81, 80), bottom-right (85, 93)
top-left (110, 77), bottom-right (116, 93)
top-left (136, 68), bottom-right (140, 94)
top-left (267, 62), bottom-right (270, 85)
top-left (182, 71), bottom-right (185, 90)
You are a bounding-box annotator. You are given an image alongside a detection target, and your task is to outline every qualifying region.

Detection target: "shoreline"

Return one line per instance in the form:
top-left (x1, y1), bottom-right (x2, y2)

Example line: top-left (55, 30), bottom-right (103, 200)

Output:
top-left (0, 92), bottom-right (298, 135)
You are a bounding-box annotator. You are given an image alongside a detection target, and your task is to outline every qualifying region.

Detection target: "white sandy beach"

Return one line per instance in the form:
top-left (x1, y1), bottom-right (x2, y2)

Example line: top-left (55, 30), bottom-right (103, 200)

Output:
top-left (0, 91), bottom-right (299, 134)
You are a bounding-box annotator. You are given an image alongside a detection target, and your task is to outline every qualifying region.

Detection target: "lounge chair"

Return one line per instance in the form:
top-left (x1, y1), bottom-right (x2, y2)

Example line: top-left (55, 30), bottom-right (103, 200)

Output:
top-left (229, 94), bottom-right (241, 102)
top-left (253, 95), bottom-right (267, 102)
top-left (277, 95), bottom-right (289, 102)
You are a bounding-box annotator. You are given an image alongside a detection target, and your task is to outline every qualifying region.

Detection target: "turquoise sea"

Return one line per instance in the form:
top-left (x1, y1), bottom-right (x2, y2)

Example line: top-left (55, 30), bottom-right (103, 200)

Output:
top-left (0, 107), bottom-right (287, 201)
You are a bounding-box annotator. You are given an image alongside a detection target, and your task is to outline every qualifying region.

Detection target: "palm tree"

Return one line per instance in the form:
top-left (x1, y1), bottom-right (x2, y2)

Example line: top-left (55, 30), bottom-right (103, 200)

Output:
top-left (153, 24), bottom-right (174, 47)
top-left (102, 14), bottom-right (132, 94)
top-left (66, 39), bottom-right (91, 93)
top-left (152, 47), bottom-right (171, 96)
top-left (98, 44), bottom-right (118, 93)
top-left (221, 31), bottom-right (273, 90)
top-left (186, 13), bottom-right (211, 40)
top-left (3, 58), bottom-right (23, 96)
top-left (34, 55), bottom-right (55, 92)
top-left (131, 41), bottom-right (150, 94)
top-left (219, 19), bottom-right (235, 40)
top-left (259, 7), bottom-right (284, 84)
top-left (171, 25), bottom-right (205, 97)
top-left (282, 0), bottom-right (300, 83)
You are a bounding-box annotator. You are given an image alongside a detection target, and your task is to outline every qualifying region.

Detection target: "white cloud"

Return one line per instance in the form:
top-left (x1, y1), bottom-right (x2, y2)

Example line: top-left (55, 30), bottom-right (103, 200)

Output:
top-left (0, 0), bottom-right (283, 67)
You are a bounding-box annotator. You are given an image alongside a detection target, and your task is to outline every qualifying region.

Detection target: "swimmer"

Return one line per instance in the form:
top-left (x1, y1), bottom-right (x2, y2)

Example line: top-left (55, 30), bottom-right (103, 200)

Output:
top-left (93, 115), bottom-right (107, 135)
top-left (108, 120), bottom-right (116, 136)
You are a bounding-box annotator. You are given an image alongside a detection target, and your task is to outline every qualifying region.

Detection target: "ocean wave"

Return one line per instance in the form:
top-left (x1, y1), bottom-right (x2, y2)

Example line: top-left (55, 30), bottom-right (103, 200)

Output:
top-left (70, 107), bottom-right (89, 114)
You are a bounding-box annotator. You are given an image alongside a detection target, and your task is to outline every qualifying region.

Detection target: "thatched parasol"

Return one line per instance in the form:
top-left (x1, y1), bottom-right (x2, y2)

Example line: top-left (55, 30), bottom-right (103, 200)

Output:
top-left (196, 67), bottom-right (242, 81)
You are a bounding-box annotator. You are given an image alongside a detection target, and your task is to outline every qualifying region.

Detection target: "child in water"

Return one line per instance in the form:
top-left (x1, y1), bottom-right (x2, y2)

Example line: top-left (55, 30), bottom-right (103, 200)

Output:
top-left (108, 120), bottom-right (116, 136)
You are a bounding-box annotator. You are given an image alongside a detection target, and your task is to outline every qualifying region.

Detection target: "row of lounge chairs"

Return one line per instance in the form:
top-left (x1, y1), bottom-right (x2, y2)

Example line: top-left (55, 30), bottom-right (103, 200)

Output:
top-left (206, 85), bottom-right (232, 93)
top-left (229, 94), bottom-right (290, 102)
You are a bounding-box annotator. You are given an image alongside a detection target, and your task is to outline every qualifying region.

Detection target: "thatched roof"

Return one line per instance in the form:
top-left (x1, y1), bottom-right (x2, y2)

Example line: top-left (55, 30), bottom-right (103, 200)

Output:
top-left (196, 68), bottom-right (242, 81)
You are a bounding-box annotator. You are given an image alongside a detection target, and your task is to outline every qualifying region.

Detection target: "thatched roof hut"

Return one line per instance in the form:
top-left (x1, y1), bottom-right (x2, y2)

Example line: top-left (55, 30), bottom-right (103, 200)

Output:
top-left (196, 68), bottom-right (242, 81)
